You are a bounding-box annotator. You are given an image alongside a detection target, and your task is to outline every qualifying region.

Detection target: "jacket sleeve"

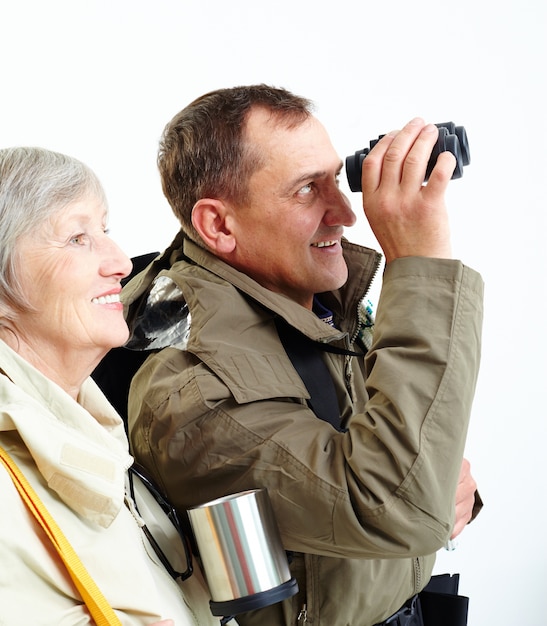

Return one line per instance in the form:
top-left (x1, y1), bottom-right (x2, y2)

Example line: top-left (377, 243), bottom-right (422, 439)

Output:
top-left (338, 257), bottom-right (483, 555)
top-left (129, 257), bottom-right (483, 560)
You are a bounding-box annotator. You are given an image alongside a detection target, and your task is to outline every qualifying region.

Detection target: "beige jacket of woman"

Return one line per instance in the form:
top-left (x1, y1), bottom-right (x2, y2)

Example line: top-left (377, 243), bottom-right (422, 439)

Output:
top-left (0, 340), bottom-right (218, 626)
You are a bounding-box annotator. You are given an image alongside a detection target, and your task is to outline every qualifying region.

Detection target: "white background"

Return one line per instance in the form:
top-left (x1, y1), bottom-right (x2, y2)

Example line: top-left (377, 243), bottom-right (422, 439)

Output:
top-left (1, 1), bottom-right (546, 624)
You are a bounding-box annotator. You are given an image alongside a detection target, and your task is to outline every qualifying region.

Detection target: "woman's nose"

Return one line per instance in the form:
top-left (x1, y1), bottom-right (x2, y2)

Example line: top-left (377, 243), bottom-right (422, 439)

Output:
top-left (100, 238), bottom-right (133, 279)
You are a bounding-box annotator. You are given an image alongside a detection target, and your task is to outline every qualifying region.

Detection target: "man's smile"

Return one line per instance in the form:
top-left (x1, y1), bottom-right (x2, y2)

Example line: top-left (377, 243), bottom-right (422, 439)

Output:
top-left (311, 240), bottom-right (338, 248)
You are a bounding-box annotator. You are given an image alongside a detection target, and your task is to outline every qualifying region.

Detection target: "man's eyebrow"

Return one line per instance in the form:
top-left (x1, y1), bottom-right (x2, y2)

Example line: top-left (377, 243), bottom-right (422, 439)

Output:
top-left (285, 161), bottom-right (344, 191)
top-left (290, 170), bottom-right (327, 187)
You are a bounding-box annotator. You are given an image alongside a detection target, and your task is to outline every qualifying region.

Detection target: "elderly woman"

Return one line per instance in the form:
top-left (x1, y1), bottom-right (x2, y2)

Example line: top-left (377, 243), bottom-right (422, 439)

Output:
top-left (0, 147), bottom-right (219, 625)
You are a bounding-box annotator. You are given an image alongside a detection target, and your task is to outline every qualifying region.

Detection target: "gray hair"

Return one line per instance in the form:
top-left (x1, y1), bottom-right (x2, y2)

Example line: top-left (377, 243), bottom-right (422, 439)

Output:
top-left (0, 146), bottom-right (106, 321)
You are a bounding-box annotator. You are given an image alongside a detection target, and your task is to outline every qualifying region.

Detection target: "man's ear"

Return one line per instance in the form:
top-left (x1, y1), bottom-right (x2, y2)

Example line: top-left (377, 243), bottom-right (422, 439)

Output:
top-left (191, 198), bottom-right (236, 254)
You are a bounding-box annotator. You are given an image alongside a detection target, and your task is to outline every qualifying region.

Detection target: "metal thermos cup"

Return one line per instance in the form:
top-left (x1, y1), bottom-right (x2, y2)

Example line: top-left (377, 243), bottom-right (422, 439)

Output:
top-left (187, 488), bottom-right (298, 616)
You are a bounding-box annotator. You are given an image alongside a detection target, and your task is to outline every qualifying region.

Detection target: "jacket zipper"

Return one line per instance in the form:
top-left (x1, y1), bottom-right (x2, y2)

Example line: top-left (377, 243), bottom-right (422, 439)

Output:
top-left (297, 604), bottom-right (308, 623)
top-left (349, 251), bottom-right (382, 346)
top-left (413, 557), bottom-right (422, 594)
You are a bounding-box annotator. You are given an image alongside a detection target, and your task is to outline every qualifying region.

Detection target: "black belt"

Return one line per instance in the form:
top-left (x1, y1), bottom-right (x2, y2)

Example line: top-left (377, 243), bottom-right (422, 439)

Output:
top-left (375, 573), bottom-right (468, 626)
top-left (375, 594), bottom-right (422, 626)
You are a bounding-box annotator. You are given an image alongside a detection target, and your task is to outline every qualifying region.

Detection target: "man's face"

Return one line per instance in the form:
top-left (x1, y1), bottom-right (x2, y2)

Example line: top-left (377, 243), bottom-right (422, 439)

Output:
top-left (228, 108), bottom-right (357, 309)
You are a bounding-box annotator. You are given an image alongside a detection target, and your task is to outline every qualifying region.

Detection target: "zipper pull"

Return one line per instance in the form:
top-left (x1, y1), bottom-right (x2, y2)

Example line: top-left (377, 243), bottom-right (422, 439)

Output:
top-left (297, 604), bottom-right (308, 623)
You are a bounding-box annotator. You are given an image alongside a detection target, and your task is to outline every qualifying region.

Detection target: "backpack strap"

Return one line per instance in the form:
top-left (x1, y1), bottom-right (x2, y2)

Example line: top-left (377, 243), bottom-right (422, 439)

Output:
top-left (275, 319), bottom-right (344, 431)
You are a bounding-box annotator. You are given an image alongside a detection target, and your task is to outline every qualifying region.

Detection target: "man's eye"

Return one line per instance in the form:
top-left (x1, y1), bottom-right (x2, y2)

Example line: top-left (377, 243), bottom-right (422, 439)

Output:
top-left (298, 183), bottom-right (313, 195)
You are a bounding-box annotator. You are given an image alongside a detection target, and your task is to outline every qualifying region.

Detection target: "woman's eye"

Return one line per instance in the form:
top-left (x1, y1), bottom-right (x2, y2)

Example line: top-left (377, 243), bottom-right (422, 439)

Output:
top-left (69, 234), bottom-right (86, 245)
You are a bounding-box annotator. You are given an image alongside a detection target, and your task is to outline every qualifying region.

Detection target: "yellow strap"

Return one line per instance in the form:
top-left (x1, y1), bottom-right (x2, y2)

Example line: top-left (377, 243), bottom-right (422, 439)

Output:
top-left (0, 446), bottom-right (122, 626)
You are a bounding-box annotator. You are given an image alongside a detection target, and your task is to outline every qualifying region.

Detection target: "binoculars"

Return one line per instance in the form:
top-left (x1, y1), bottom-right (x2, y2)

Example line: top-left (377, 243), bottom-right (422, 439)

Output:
top-left (345, 122), bottom-right (470, 192)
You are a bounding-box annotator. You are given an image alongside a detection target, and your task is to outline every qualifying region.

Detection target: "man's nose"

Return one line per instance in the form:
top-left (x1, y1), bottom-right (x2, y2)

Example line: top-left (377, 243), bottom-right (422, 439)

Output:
top-left (324, 190), bottom-right (357, 228)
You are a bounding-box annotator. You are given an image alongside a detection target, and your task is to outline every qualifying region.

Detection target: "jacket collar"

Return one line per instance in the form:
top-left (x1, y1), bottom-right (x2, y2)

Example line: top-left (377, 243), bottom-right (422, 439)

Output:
top-left (0, 340), bottom-right (132, 528)
top-left (122, 234), bottom-right (382, 405)
top-left (185, 237), bottom-right (380, 314)
top-left (124, 232), bottom-right (381, 348)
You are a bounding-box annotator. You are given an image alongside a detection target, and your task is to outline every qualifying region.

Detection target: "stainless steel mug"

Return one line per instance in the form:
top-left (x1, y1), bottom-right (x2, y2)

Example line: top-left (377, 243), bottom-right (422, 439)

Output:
top-left (187, 488), bottom-right (298, 616)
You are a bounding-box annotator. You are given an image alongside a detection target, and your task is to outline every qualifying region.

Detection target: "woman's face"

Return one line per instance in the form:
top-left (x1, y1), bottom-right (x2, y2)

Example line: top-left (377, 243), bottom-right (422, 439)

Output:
top-left (13, 194), bottom-right (132, 379)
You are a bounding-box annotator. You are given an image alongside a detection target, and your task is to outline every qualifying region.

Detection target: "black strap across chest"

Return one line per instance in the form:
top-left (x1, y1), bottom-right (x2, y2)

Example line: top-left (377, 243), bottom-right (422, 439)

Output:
top-left (275, 319), bottom-right (344, 432)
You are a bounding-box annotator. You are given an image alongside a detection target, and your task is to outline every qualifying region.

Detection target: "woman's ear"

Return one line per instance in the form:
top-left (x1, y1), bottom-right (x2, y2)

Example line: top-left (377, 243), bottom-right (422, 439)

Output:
top-left (191, 199), bottom-right (236, 254)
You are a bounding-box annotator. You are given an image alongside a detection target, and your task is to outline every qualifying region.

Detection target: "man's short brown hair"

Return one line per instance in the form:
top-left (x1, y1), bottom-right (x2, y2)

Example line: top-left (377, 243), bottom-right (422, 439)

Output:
top-left (158, 84), bottom-right (313, 244)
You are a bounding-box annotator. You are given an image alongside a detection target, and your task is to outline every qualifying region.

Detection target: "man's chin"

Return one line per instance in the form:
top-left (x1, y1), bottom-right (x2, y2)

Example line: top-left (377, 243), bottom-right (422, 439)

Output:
top-left (315, 271), bottom-right (349, 295)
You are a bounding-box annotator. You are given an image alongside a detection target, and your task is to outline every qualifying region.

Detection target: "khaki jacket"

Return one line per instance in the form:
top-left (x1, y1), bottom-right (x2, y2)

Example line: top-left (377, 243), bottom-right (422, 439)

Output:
top-left (124, 235), bottom-right (484, 626)
top-left (0, 340), bottom-right (218, 626)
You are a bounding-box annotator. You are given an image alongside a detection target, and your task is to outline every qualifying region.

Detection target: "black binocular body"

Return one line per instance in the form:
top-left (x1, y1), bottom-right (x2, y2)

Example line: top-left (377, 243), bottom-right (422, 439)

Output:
top-left (345, 122), bottom-right (470, 192)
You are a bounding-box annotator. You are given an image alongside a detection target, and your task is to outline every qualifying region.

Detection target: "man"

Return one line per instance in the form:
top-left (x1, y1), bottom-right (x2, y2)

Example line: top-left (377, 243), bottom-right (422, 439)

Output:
top-left (123, 85), bottom-right (483, 626)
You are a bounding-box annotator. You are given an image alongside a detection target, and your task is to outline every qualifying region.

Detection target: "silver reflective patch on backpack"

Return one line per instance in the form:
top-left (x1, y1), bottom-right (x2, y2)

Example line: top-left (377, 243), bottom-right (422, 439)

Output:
top-left (126, 275), bottom-right (191, 351)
